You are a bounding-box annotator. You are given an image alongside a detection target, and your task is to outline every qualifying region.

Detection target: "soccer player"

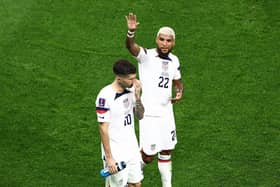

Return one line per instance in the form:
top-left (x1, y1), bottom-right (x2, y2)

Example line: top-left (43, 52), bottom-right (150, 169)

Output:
top-left (96, 59), bottom-right (144, 187)
top-left (125, 13), bottom-right (184, 187)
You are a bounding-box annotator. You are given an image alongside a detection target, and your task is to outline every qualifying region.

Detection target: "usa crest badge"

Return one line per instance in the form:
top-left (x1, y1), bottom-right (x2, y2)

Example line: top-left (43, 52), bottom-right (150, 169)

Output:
top-left (162, 61), bottom-right (169, 72)
top-left (123, 98), bottom-right (129, 108)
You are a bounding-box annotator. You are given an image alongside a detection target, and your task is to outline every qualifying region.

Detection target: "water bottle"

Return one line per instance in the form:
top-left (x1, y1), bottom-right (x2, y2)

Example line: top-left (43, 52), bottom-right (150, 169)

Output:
top-left (100, 161), bottom-right (126, 177)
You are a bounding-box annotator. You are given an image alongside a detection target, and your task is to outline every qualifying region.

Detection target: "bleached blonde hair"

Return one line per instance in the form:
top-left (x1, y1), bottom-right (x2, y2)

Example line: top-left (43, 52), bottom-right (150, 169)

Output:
top-left (157, 26), bottom-right (175, 40)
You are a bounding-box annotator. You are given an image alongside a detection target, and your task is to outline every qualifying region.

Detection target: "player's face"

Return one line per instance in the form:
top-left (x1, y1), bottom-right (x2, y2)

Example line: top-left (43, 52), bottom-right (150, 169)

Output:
top-left (156, 34), bottom-right (175, 55)
top-left (119, 74), bottom-right (136, 89)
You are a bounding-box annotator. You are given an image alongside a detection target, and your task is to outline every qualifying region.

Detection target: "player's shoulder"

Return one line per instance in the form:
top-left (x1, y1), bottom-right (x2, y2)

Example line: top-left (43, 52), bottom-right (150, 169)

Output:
top-left (139, 47), bottom-right (156, 54)
top-left (97, 84), bottom-right (114, 98)
top-left (168, 52), bottom-right (179, 61)
top-left (96, 84), bottom-right (115, 106)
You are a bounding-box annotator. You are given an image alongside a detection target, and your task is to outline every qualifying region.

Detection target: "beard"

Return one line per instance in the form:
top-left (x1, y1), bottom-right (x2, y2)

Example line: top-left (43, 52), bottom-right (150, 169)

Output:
top-left (120, 82), bottom-right (133, 89)
top-left (157, 47), bottom-right (172, 57)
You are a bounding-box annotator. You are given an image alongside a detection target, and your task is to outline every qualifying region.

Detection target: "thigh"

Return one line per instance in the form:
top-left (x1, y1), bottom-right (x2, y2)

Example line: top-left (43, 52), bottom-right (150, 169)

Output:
top-left (108, 169), bottom-right (128, 187)
top-left (139, 116), bottom-right (161, 155)
top-left (159, 114), bottom-right (177, 150)
top-left (140, 115), bottom-right (177, 154)
top-left (127, 153), bottom-right (143, 184)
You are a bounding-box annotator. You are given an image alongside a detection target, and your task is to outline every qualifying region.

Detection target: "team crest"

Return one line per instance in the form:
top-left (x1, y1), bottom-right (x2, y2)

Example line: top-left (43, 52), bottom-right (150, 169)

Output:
top-left (162, 61), bottom-right (169, 72)
top-left (123, 98), bottom-right (129, 108)
top-left (150, 144), bottom-right (156, 151)
top-left (118, 179), bottom-right (124, 186)
top-left (161, 61), bottom-right (169, 76)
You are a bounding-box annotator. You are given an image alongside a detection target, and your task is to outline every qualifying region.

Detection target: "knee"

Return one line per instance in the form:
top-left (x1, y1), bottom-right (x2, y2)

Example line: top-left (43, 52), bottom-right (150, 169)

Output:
top-left (160, 150), bottom-right (172, 155)
top-left (128, 182), bottom-right (141, 187)
top-left (143, 156), bottom-right (154, 164)
top-left (141, 151), bottom-right (155, 164)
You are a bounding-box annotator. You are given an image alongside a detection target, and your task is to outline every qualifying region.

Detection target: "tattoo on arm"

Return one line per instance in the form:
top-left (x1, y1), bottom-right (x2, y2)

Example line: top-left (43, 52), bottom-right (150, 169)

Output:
top-left (134, 99), bottom-right (144, 120)
top-left (174, 79), bottom-right (184, 95)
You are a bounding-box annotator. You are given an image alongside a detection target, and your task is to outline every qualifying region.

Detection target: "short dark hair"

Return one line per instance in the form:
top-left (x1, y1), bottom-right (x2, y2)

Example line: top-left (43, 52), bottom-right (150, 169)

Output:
top-left (113, 59), bottom-right (136, 76)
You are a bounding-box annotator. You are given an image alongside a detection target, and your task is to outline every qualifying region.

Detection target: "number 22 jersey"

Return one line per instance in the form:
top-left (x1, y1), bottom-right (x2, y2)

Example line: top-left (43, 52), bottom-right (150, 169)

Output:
top-left (136, 48), bottom-right (182, 116)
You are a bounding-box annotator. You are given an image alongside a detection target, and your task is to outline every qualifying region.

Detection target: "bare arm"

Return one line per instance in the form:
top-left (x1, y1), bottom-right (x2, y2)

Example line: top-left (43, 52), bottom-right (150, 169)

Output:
top-left (134, 99), bottom-right (144, 120)
top-left (125, 13), bottom-right (141, 57)
top-left (171, 79), bottom-right (184, 104)
top-left (133, 79), bottom-right (144, 119)
top-left (99, 122), bottom-right (118, 174)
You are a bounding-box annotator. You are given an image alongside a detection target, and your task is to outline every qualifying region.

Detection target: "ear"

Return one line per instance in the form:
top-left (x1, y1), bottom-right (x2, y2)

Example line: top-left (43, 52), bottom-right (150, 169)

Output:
top-left (155, 37), bottom-right (159, 45)
top-left (115, 75), bottom-right (121, 81)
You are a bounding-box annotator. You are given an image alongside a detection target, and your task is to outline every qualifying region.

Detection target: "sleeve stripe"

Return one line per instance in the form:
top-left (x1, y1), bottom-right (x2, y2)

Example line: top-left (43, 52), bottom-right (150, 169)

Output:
top-left (96, 107), bottom-right (109, 114)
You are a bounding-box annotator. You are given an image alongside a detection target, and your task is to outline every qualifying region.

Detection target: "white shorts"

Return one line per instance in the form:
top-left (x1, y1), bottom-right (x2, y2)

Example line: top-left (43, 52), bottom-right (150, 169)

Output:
top-left (139, 113), bottom-right (177, 155)
top-left (104, 153), bottom-right (143, 187)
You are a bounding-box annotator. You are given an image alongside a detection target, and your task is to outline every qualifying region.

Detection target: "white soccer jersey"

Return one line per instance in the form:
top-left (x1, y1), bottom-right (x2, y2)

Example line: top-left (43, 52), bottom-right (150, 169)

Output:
top-left (96, 85), bottom-right (139, 162)
top-left (136, 48), bottom-right (181, 116)
top-left (135, 47), bottom-right (181, 154)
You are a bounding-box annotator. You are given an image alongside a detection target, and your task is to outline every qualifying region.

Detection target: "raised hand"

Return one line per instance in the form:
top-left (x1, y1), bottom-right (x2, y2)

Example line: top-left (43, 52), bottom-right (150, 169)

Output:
top-left (126, 12), bottom-right (139, 31)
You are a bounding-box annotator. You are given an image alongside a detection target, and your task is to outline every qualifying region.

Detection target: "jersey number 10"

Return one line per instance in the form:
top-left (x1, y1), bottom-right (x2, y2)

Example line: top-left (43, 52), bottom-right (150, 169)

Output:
top-left (124, 114), bottom-right (132, 126)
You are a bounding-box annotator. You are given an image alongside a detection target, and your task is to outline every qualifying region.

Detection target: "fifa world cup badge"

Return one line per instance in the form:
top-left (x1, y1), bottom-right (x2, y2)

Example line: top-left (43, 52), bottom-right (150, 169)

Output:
top-left (99, 98), bottom-right (106, 107)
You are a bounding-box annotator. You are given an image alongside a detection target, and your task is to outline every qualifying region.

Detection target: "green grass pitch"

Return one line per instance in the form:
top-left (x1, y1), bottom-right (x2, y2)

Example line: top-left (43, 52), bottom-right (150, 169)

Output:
top-left (0, 0), bottom-right (279, 186)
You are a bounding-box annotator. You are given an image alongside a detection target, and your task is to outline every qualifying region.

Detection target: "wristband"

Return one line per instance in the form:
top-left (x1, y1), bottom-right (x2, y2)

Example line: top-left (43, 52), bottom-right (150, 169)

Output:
top-left (127, 30), bottom-right (135, 35)
top-left (127, 30), bottom-right (135, 38)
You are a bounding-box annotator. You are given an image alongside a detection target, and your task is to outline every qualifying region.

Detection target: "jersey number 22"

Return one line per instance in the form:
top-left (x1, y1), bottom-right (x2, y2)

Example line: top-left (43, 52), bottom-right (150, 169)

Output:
top-left (158, 76), bottom-right (169, 88)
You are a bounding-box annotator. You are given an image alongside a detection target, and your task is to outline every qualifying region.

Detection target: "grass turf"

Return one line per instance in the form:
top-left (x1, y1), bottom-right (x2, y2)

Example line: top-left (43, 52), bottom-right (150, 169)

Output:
top-left (0, 0), bottom-right (279, 186)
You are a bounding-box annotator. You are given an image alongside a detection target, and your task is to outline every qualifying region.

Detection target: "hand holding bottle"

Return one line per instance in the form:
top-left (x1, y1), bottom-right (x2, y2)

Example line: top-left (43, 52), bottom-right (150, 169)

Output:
top-left (100, 161), bottom-right (127, 177)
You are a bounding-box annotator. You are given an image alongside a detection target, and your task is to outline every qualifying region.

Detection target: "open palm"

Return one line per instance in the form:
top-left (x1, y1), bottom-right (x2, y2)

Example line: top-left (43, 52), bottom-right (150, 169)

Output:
top-left (126, 13), bottom-right (139, 31)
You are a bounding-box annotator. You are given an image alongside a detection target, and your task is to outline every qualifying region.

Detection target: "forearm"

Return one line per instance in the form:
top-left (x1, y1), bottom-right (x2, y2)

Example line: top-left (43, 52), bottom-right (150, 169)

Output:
top-left (174, 79), bottom-right (184, 95)
top-left (99, 123), bottom-right (113, 160)
top-left (171, 79), bottom-right (183, 104)
top-left (126, 30), bottom-right (140, 57)
top-left (134, 99), bottom-right (144, 120)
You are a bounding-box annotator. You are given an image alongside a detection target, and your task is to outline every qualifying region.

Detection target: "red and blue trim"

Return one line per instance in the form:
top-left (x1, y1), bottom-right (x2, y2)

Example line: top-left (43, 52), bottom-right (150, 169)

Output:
top-left (96, 107), bottom-right (109, 114)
